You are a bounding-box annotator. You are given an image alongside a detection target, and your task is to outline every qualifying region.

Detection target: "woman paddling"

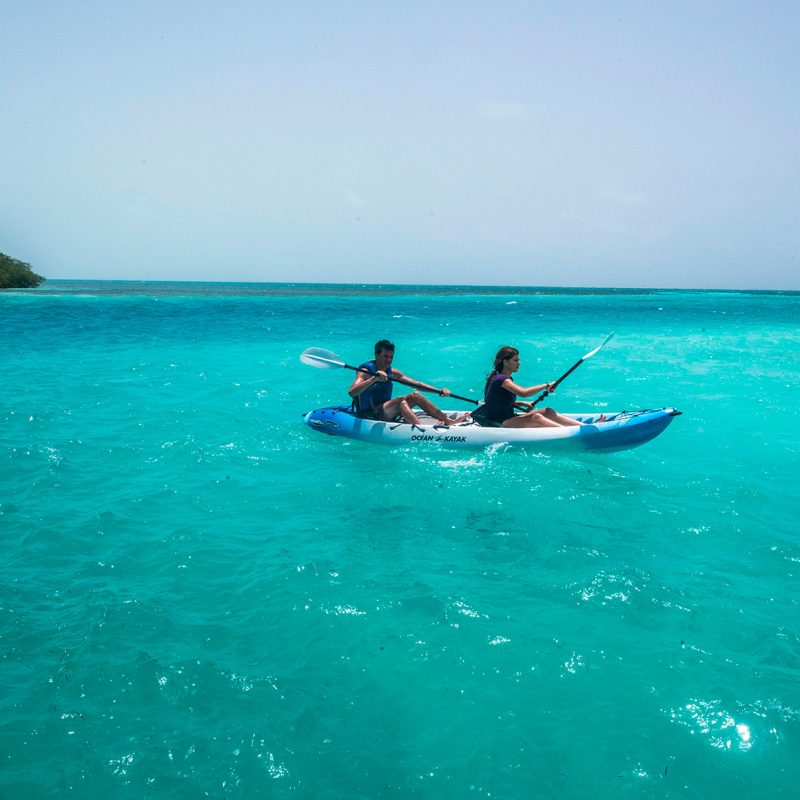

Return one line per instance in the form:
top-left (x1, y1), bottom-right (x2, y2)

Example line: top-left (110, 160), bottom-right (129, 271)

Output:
top-left (479, 346), bottom-right (601, 428)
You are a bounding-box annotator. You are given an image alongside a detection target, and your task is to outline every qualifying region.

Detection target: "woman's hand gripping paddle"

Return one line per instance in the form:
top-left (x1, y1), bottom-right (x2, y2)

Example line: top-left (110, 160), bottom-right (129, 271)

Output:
top-left (529, 333), bottom-right (615, 409)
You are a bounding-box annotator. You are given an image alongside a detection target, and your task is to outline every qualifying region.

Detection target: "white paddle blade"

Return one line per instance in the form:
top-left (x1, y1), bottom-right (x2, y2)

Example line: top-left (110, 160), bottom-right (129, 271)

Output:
top-left (583, 332), bottom-right (615, 360)
top-left (299, 347), bottom-right (344, 369)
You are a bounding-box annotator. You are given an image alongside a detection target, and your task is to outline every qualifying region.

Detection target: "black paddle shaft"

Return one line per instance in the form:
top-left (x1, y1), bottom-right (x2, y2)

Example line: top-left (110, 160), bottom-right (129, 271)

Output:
top-left (529, 358), bottom-right (585, 409)
top-left (346, 364), bottom-right (479, 406)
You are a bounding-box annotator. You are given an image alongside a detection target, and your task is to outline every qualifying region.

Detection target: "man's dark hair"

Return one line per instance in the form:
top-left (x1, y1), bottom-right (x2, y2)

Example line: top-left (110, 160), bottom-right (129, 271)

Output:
top-left (374, 339), bottom-right (395, 355)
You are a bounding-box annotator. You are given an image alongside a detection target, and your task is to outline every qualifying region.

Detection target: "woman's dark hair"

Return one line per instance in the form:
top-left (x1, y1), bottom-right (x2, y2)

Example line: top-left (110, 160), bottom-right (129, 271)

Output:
top-left (485, 346), bottom-right (519, 392)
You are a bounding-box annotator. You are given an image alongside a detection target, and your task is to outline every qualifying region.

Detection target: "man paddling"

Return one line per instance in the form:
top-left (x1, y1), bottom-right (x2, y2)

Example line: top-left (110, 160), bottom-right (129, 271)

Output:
top-left (348, 340), bottom-right (469, 426)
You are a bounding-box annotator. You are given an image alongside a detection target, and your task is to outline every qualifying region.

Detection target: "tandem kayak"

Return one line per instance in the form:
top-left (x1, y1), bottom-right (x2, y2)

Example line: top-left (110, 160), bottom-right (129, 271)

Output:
top-left (303, 406), bottom-right (681, 452)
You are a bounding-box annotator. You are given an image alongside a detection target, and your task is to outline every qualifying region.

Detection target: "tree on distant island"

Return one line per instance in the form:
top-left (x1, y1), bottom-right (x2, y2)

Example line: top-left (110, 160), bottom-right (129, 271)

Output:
top-left (0, 251), bottom-right (45, 288)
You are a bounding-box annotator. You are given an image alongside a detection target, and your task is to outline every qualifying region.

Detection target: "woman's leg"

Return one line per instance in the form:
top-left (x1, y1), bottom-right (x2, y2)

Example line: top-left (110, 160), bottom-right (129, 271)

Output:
top-left (538, 407), bottom-right (583, 426)
top-left (502, 411), bottom-right (561, 428)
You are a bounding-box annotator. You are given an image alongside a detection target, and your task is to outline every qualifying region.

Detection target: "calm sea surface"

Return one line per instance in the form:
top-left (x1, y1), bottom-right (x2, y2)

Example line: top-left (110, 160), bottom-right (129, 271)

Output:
top-left (2, 280), bottom-right (799, 798)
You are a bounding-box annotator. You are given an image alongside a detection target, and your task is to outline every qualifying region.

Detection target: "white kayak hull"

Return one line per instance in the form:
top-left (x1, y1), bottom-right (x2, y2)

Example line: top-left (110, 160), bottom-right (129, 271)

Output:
top-left (303, 406), bottom-right (680, 452)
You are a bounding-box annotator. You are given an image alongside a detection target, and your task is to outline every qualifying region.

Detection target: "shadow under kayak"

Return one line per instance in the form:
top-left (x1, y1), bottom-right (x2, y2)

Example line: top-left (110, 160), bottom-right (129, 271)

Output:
top-left (303, 406), bottom-right (681, 452)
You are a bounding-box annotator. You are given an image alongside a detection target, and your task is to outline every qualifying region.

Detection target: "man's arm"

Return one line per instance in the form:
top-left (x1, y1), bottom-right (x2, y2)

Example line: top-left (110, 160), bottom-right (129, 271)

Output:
top-left (349, 369), bottom-right (387, 398)
top-left (396, 370), bottom-right (447, 396)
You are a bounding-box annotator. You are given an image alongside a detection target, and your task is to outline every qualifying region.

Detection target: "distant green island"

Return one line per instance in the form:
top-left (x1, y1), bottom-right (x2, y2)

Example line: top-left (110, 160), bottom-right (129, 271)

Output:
top-left (0, 251), bottom-right (45, 288)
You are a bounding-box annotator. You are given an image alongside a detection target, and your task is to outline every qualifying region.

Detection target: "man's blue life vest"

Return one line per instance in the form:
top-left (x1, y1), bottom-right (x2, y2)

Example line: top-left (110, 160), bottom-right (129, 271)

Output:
top-left (353, 360), bottom-right (393, 415)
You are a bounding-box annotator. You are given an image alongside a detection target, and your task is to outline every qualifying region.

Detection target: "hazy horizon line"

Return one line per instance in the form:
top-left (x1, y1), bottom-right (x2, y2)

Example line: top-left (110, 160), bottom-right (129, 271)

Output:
top-left (9, 277), bottom-right (799, 296)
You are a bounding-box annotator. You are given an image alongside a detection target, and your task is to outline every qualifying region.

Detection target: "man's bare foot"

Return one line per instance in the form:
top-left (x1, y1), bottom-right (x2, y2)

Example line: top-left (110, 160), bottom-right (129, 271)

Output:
top-left (439, 413), bottom-right (470, 425)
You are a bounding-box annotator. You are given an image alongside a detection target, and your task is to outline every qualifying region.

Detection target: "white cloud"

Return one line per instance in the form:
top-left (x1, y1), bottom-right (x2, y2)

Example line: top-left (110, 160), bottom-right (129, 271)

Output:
top-left (477, 101), bottom-right (537, 120)
top-left (597, 186), bottom-right (651, 207)
top-left (345, 189), bottom-right (365, 207)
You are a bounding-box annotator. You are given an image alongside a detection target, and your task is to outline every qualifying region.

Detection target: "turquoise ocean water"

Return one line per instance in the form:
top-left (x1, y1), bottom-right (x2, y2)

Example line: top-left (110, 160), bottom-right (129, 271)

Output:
top-left (2, 280), bottom-right (799, 798)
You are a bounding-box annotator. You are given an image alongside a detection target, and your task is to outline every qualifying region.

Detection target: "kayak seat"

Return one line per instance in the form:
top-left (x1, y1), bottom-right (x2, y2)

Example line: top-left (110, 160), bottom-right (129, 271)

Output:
top-left (470, 405), bottom-right (504, 427)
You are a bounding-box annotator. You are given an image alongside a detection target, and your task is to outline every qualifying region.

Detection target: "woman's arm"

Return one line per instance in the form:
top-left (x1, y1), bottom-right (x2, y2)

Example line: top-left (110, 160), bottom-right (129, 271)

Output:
top-left (501, 377), bottom-right (555, 398)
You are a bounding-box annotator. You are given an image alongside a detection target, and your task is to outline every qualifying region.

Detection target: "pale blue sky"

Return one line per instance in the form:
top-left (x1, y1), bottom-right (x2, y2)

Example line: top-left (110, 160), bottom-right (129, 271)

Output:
top-left (2, 1), bottom-right (798, 288)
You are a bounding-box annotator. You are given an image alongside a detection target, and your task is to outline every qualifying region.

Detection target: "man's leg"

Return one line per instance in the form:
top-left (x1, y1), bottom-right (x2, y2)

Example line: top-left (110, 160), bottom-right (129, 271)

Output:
top-left (378, 396), bottom-right (422, 425)
top-left (405, 392), bottom-right (469, 425)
